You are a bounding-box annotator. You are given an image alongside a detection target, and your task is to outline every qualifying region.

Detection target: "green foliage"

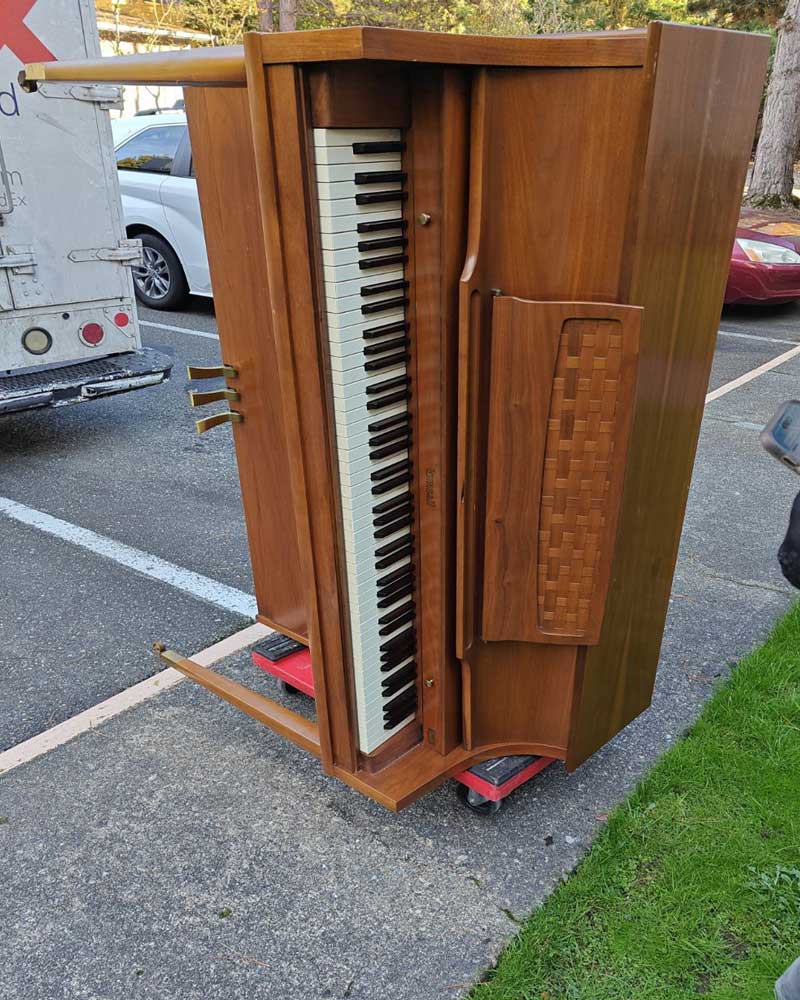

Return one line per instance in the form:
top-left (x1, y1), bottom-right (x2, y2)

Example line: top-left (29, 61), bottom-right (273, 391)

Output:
top-left (471, 601), bottom-right (800, 999)
top-left (561, 0), bottom-right (707, 29)
top-left (182, 0), bottom-right (260, 45)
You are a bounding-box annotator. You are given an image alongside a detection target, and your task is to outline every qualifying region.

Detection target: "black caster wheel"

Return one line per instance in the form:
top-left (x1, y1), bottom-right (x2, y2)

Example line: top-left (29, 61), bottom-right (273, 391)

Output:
top-left (459, 784), bottom-right (503, 816)
top-left (281, 681), bottom-right (299, 695)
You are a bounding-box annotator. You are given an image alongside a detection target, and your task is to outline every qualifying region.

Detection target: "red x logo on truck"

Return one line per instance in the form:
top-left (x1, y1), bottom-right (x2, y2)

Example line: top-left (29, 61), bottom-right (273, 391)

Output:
top-left (0, 0), bottom-right (55, 65)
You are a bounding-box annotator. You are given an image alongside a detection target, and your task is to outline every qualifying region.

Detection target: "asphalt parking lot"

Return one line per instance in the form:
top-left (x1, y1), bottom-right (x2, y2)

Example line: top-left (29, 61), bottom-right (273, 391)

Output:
top-left (1, 297), bottom-right (799, 999)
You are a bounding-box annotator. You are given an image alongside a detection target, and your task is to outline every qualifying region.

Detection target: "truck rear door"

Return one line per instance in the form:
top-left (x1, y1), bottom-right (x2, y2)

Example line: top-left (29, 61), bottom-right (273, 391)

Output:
top-left (0, 0), bottom-right (134, 311)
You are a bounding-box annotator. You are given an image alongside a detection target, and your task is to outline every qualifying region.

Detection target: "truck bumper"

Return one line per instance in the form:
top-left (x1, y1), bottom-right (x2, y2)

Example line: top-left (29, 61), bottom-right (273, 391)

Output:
top-left (0, 347), bottom-right (172, 414)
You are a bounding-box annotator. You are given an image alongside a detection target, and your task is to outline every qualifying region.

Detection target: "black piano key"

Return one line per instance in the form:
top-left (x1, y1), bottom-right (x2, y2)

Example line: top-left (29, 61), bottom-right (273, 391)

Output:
top-left (380, 641), bottom-right (416, 670)
top-left (361, 278), bottom-right (409, 298)
top-left (354, 170), bottom-right (407, 185)
top-left (352, 140), bottom-right (405, 154)
top-left (377, 567), bottom-right (414, 594)
top-left (362, 320), bottom-right (409, 340)
top-left (375, 545), bottom-right (412, 571)
top-left (384, 705), bottom-right (417, 730)
top-left (355, 190), bottom-right (408, 206)
top-left (374, 515), bottom-right (412, 537)
top-left (366, 375), bottom-right (410, 397)
top-left (380, 650), bottom-right (415, 674)
top-left (370, 438), bottom-right (410, 462)
top-left (372, 490), bottom-right (411, 515)
top-left (363, 336), bottom-right (410, 357)
top-left (371, 458), bottom-right (410, 482)
top-left (377, 573), bottom-right (414, 599)
top-left (382, 663), bottom-right (417, 696)
top-left (379, 601), bottom-right (415, 628)
top-left (369, 425), bottom-right (410, 448)
top-left (367, 411), bottom-right (409, 433)
top-left (359, 253), bottom-right (409, 271)
top-left (364, 352), bottom-right (410, 374)
top-left (383, 686), bottom-right (417, 717)
top-left (361, 296), bottom-right (409, 316)
top-left (375, 534), bottom-right (412, 559)
top-left (379, 610), bottom-right (415, 637)
top-left (373, 502), bottom-right (412, 527)
top-left (383, 694), bottom-right (417, 727)
top-left (372, 473), bottom-right (411, 496)
top-left (356, 218), bottom-right (408, 235)
top-left (358, 236), bottom-right (408, 252)
top-left (380, 626), bottom-right (415, 654)
top-left (377, 584), bottom-right (414, 609)
top-left (377, 564), bottom-right (414, 588)
top-left (366, 390), bottom-right (411, 412)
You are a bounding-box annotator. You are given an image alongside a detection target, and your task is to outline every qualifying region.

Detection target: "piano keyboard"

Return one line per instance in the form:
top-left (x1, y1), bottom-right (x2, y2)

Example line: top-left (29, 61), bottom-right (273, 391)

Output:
top-left (314, 128), bottom-right (418, 754)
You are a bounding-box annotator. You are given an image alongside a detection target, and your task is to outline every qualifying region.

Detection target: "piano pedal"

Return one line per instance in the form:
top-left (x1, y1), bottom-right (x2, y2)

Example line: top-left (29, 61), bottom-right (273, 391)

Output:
top-left (455, 755), bottom-right (555, 816)
top-left (252, 633), bottom-right (315, 700)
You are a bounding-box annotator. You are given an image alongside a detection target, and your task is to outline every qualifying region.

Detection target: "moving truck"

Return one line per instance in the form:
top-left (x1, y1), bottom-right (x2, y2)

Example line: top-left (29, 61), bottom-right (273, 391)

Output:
top-left (0, 0), bottom-right (171, 414)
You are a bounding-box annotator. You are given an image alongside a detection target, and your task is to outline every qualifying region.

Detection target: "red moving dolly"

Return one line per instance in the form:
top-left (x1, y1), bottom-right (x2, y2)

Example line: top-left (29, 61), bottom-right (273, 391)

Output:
top-left (252, 634), bottom-right (554, 813)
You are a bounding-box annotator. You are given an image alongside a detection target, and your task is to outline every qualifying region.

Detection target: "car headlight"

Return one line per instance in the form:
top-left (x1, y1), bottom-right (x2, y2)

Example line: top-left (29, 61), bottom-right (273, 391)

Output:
top-left (737, 238), bottom-right (800, 265)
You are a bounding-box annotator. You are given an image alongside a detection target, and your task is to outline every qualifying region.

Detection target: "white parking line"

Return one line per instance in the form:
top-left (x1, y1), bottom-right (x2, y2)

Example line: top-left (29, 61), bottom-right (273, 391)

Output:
top-left (718, 329), bottom-right (799, 348)
top-left (706, 343), bottom-right (800, 404)
top-left (140, 319), bottom-right (219, 340)
top-left (0, 497), bottom-right (257, 618)
top-left (0, 622), bottom-right (270, 776)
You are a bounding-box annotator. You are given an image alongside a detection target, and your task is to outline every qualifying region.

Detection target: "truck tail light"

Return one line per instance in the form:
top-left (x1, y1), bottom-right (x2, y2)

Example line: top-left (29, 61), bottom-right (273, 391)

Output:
top-left (114, 312), bottom-right (130, 328)
top-left (80, 322), bottom-right (105, 347)
top-left (22, 327), bottom-right (53, 355)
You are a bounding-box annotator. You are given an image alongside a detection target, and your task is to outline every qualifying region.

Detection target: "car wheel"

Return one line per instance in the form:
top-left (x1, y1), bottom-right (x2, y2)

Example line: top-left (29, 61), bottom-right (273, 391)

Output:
top-left (132, 233), bottom-right (189, 310)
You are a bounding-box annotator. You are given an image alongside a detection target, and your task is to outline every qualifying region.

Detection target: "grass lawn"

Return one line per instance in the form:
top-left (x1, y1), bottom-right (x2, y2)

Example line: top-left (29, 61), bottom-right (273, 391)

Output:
top-left (471, 603), bottom-right (800, 1000)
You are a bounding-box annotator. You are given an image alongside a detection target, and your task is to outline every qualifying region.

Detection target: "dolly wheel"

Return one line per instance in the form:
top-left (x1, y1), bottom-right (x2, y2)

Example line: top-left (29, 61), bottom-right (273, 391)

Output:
top-left (281, 681), bottom-right (299, 695)
top-left (459, 784), bottom-right (503, 816)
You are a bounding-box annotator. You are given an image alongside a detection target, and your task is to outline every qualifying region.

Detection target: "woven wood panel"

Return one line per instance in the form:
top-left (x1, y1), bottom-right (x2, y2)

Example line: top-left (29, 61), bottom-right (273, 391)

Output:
top-left (481, 298), bottom-right (640, 645)
top-left (538, 319), bottom-right (622, 636)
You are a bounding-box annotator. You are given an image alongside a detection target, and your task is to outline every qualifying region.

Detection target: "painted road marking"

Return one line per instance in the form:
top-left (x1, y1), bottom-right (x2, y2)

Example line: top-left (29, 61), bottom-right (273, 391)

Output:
top-left (0, 497), bottom-right (257, 618)
top-left (706, 343), bottom-right (800, 404)
top-left (0, 623), bottom-right (270, 776)
top-left (718, 329), bottom-right (799, 348)
top-left (140, 319), bottom-right (219, 340)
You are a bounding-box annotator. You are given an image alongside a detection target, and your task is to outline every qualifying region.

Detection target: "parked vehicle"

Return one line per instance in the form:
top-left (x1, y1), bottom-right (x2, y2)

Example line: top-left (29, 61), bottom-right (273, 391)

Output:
top-left (725, 213), bottom-right (800, 306)
top-left (111, 114), bottom-right (211, 310)
top-left (0, 0), bottom-right (171, 414)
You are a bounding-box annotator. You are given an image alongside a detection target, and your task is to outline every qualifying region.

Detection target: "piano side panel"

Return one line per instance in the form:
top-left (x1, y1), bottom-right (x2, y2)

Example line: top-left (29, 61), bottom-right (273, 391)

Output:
top-left (566, 23), bottom-right (770, 768)
top-left (184, 86), bottom-right (307, 640)
top-left (408, 68), bottom-right (469, 756)
top-left (457, 62), bottom-right (646, 751)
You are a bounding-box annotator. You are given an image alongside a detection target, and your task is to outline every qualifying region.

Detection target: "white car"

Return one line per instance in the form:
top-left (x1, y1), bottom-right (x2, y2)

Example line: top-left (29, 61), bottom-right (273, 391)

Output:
top-left (111, 113), bottom-right (211, 310)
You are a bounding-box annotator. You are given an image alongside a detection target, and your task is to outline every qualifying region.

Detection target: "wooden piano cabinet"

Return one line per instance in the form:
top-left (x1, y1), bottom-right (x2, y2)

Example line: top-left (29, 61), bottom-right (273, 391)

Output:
top-left (25, 22), bottom-right (770, 809)
top-left (184, 85), bottom-right (307, 642)
top-left (482, 298), bottom-right (641, 645)
top-left (567, 22), bottom-right (771, 768)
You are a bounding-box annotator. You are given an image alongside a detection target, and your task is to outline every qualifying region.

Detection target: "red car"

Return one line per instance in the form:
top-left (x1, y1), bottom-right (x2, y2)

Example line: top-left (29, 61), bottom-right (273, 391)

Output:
top-left (725, 212), bottom-right (800, 305)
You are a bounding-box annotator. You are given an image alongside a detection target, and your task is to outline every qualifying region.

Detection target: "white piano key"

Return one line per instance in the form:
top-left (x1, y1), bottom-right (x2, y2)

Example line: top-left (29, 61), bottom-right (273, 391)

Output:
top-left (317, 179), bottom-right (402, 200)
top-left (317, 198), bottom-right (405, 220)
top-left (316, 159), bottom-right (401, 183)
top-left (313, 127), bottom-right (401, 146)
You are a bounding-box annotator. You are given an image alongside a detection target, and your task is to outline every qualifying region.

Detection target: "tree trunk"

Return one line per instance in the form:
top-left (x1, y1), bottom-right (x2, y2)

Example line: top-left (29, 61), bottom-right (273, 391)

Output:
top-left (279, 0), bottom-right (297, 32)
top-left (745, 0), bottom-right (800, 209)
top-left (257, 0), bottom-right (273, 31)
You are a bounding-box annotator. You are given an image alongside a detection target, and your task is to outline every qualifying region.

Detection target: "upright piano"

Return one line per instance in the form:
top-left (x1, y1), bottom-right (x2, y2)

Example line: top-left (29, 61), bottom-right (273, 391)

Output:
top-left (23, 22), bottom-right (769, 809)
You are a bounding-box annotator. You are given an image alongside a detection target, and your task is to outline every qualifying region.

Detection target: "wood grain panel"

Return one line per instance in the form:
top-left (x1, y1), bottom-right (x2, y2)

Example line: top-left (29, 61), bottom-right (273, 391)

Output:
top-left (255, 26), bottom-right (646, 69)
top-left (243, 39), bottom-right (358, 772)
top-left (567, 22), bottom-right (770, 767)
top-left (184, 86), bottom-right (306, 638)
top-left (482, 298), bottom-right (640, 644)
top-left (307, 61), bottom-right (410, 127)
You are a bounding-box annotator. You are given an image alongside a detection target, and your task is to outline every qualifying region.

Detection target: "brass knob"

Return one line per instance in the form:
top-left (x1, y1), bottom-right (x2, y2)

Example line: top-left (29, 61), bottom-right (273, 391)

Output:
top-left (417, 212), bottom-right (432, 226)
